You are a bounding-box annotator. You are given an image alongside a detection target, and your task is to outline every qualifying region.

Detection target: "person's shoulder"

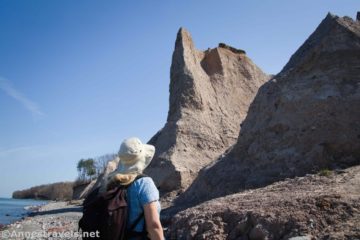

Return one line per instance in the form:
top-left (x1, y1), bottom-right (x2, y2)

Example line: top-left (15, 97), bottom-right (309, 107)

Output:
top-left (134, 176), bottom-right (159, 204)
top-left (132, 176), bottom-right (158, 193)
top-left (134, 176), bottom-right (155, 187)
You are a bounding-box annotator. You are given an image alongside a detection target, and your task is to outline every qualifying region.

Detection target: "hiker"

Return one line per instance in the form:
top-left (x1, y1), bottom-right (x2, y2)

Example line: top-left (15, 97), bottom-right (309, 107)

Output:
top-left (106, 137), bottom-right (164, 240)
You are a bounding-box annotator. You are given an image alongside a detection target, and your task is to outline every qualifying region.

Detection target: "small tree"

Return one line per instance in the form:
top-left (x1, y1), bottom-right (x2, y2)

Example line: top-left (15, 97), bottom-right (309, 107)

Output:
top-left (85, 158), bottom-right (97, 179)
top-left (77, 158), bottom-right (97, 181)
top-left (77, 159), bottom-right (86, 180)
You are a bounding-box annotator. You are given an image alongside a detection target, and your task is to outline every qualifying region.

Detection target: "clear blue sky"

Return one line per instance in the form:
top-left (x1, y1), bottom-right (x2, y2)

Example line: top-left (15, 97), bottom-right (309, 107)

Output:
top-left (0, 0), bottom-right (358, 197)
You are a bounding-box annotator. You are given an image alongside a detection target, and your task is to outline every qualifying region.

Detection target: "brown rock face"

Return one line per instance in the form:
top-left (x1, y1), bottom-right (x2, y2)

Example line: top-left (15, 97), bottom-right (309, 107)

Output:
top-left (178, 13), bottom-right (360, 205)
top-left (145, 28), bottom-right (269, 192)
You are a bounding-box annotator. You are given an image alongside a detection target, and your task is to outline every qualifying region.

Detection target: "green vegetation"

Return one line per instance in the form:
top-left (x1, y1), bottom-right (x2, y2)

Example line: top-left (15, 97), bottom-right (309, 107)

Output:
top-left (76, 154), bottom-right (117, 182)
top-left (77, 158), bottom-right (97, 181)
top-left (319, 169), bottom-right (332, 177)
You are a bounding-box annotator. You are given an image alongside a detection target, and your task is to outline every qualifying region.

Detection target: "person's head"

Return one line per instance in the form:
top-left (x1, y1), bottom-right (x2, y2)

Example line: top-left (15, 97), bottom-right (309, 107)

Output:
top-left (116, 137), bottom-right (155, 174)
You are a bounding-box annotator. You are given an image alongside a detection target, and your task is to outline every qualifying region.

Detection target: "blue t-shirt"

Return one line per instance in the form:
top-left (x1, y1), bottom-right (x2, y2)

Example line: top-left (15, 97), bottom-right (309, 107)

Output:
top-left (127, 177), bottom-right (161, 232)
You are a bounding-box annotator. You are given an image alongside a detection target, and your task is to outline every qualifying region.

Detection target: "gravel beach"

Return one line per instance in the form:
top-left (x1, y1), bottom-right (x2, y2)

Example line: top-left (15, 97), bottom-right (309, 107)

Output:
top-left (0, 201), bottom-right (83, 240)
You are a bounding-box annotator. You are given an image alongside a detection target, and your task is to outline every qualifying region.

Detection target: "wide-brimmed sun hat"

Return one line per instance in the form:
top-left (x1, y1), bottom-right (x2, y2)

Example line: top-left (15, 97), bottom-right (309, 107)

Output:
top-left (116, 137), bottom-right (155, 174)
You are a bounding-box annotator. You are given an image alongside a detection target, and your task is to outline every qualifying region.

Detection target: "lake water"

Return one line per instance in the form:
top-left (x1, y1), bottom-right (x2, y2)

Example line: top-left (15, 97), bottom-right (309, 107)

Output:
top-left (0, 198), bottom-right (48, 225)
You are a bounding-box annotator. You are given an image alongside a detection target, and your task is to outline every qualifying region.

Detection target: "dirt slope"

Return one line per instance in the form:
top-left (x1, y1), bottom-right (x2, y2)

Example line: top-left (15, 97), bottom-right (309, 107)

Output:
top-left (168, 166), bottom-right (360, 240)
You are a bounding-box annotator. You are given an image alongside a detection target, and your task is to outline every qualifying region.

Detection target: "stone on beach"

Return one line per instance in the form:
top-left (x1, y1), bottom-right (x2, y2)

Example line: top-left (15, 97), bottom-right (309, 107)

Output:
top-left (0, 201), bottom-right (82, 240)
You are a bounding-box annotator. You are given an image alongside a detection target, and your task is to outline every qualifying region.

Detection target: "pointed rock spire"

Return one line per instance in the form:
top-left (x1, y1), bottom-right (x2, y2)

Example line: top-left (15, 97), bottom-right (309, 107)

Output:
top-left (145, 28), bottom-right (269, 193)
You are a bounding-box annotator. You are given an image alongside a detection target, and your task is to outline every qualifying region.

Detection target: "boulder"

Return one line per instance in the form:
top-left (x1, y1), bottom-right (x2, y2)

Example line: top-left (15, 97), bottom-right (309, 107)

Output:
top-left (145, 28), bottom-right (269, 192)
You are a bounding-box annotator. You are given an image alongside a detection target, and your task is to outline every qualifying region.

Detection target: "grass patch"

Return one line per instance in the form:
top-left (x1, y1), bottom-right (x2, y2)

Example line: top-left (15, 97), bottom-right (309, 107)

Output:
top-left (319, 169), bottom-right (332, 177)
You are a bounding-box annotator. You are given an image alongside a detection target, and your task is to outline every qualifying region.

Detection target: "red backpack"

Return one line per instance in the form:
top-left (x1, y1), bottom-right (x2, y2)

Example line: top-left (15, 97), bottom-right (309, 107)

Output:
top-left (79, 175), bottom-right (147, 240)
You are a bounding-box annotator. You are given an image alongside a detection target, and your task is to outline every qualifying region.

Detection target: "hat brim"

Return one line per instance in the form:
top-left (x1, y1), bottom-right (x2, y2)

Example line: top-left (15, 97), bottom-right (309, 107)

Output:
top-left (117, 143), bottom-right (155, 174)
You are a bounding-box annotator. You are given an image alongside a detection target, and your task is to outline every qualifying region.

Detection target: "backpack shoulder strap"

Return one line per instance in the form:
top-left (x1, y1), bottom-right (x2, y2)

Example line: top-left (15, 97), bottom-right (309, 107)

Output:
top-left (126, 211), bottom-right (147, 239)
top-left (128, 211), bottom-right (144, 231)
top-left (125, 174), bottom-right (150, 234)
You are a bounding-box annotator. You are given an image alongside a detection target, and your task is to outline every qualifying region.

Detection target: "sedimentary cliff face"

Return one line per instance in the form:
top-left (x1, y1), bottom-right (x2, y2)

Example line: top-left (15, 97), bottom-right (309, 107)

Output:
top-left (178, 13), bottom-right (360, 205)
top-left (145, 28), bottom-right (269, 192)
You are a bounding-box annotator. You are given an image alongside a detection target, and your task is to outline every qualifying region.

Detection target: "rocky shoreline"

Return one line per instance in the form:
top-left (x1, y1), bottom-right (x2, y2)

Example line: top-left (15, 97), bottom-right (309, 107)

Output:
top-left (0, 201), bottom-right (83, 240)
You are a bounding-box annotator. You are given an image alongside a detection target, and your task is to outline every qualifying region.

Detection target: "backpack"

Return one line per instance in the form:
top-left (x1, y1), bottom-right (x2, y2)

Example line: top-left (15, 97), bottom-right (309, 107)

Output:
top-left (79, 175), bottom-right (147, 240)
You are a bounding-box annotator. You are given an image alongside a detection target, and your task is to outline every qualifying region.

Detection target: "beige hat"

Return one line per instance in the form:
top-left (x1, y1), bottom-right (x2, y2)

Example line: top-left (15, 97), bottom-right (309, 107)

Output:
top-left (116, 137), bottom-right (155, 174)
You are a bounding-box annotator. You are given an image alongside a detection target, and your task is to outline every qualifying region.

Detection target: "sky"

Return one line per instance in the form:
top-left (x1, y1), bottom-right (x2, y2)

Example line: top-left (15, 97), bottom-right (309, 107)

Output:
top-left (0, 0), bottom-right (358, 197)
